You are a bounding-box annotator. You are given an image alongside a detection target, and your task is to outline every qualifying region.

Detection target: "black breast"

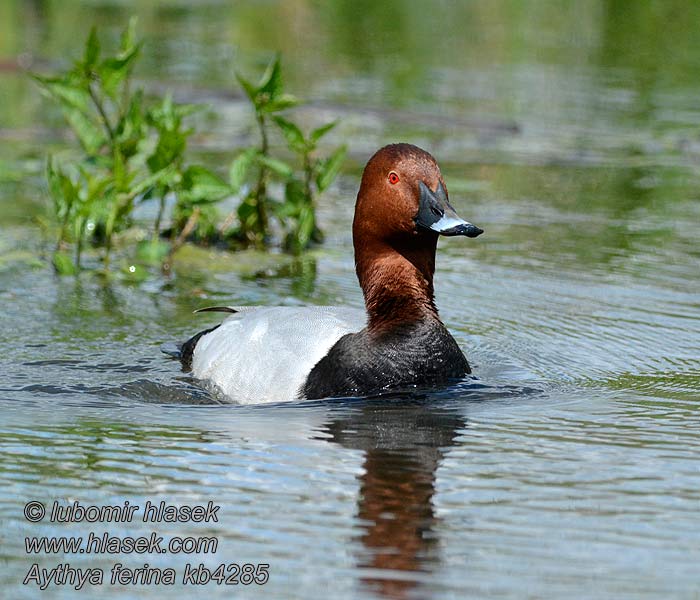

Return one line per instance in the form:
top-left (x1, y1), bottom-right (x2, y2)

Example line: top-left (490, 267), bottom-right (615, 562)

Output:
top-left (301, 318), bottom-right (470, 400)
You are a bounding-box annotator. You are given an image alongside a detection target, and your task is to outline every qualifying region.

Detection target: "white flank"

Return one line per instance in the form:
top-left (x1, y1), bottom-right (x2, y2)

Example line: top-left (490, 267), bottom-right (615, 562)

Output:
top-left (191, 306), bottom-right (366, 404)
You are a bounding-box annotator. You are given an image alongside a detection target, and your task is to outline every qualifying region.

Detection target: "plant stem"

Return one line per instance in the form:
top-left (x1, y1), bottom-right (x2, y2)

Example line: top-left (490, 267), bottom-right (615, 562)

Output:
top-left (303, 152), bottom-right (312, 202)
top-left (153, 193), bottom-right (166, 242)
top-left (120, 64), bottom-right (133, 120)
top-left (103, 241), bottom-right (111, 269)
top-left (253, 111), bottom-right (269, 245)
top-left (218, 208), bottom-right (237, 236)
top-left (56, 213), bottom-right (70, 254)
top-left (163, 206), bottom-right (200, 273)
top-left (75, 216), bottom-right (84, 270)
top-left (88, 80), bottom-right (115, 142)
top-left (103, 205), bottom-right (118, 269)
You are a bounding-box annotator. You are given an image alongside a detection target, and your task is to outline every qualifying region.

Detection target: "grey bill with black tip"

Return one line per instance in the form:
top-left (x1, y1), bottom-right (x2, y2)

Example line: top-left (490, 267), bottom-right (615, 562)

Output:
top-left (416, 181), bottom-right (484, 238)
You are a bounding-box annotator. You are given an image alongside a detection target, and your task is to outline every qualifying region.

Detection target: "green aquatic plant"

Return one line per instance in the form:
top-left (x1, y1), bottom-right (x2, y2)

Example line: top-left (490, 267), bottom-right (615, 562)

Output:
top-left (33, 22), bottom-right (345, 274)
top-left (229, 55), bottom-right (298, 248)
top-left (272, 115), bottom-right (346, 253)
top-left (228, 55), bottom-right (346, 253)
top-left (34, 20), bottom-right (228, 273)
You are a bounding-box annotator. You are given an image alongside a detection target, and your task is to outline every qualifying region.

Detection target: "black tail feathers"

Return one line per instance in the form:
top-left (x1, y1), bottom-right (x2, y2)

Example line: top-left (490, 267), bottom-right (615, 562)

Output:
top-left (161, 324), bottom-right (221, 371)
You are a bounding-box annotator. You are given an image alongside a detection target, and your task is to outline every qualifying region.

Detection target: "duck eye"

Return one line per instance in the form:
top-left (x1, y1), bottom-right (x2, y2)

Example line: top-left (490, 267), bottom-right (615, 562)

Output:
top-left (388, 172), bottom-right (400, 185)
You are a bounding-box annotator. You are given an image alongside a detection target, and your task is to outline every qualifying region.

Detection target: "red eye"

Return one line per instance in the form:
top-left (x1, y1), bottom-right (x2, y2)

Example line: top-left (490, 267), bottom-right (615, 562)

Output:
top-left (388, 172), bottom-right (400, 185)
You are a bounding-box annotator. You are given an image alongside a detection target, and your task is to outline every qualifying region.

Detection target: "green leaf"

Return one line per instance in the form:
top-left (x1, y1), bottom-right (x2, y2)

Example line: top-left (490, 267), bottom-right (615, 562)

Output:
top-left (236, 72), bottom-right (258, 103)
top-left (72, 214), bottom-right (86, 245)
top-left (99, 44), bottom-right (141, 100)
top-left (32, 74), bottom-right (91, 113)
top-left (282, 202), bottom-right (315, 255)
top-left (147, 126), bottom-right (186, 172)
top-left (316, 145), bottom-right (346, 192)
top-left (296, 204), bottom-right (315, 249)
top-left (310, 120), bottom-right (337, 144)
top-left (32, 74), bottom-right (106, 153)
top-left (262, 93), bottom-right (299, 113)
top-left (47, 156), bottom-right (62, 203)
top-left (273, 116), bottom-right (306, 153)
top-left (181, 165), bottom-right (230, 204)
top-left (119, 16), bottom-right (138, 55)
top-left (84, 27), bottom-right (100, 70)
top-left (64, 107), bottom-right (106, 155)
top-left (116, 89), bottom-right (145, 158)
top-left (77, 166), bottom-right (112, 216)
top-left (283, 177), bottom-right (308, 210)
top-left (112, 148), bottom-right (127, 192)
top-left (258, 155), bottom-right (293, 179)
top-left (191, 204), bottom-right (219, 241)
top-left (237, 197), bottom-right (256, 220)
top-left (47, 157), bottom-right (76, 220)
top-left (148, 93), bottom-right (174, 129)
top-left (311, 223), bottom-right (325, 244)
top-left (236, 195), bottom-right (260, 228)
top-left (131, 165), bottom-right (177, 199)
top-left (272, 199), bottom-right (295, 219)
top-left (237, 56), bottom-right (295, 112)
top-left (53, 251), bottom-right (78, 275)
top-left (106, 187), bottom-right (136, 234)
top-left (229, 148), bottom-right (257, 192)
top-left (258, 54), bottom-right (283, 101)
top-left (173, 102), bottom-right (202, 119)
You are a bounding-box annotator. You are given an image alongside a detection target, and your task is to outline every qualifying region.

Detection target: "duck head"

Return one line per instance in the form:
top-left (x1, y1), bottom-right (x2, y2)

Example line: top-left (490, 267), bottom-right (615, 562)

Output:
top-left (353, 143), bottom-right (483, 330)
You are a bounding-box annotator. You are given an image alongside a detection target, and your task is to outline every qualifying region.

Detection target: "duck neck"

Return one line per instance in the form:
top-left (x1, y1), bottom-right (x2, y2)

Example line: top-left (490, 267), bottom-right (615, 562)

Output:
top-left (355, 234), bottom-right (438, 334)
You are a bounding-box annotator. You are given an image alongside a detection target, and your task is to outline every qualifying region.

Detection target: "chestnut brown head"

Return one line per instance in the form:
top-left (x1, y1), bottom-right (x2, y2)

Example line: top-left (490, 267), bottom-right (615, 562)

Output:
top-left (353, 143), bottom-right (483, 247)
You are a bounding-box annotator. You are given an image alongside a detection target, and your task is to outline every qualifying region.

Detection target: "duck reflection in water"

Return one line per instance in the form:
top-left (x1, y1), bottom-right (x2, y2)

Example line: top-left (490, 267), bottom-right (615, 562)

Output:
top-left (319, 399), bottom-right (465, 600)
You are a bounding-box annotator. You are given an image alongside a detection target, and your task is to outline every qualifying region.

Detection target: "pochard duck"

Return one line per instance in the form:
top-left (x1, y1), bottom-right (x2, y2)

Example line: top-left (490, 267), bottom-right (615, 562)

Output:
top-left (173, 143), bottom-right (483, 403)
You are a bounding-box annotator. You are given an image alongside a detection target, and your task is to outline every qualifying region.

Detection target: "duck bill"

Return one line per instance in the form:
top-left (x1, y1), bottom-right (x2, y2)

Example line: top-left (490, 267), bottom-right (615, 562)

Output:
top-left (417, 181), bottom-right (484, 238)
